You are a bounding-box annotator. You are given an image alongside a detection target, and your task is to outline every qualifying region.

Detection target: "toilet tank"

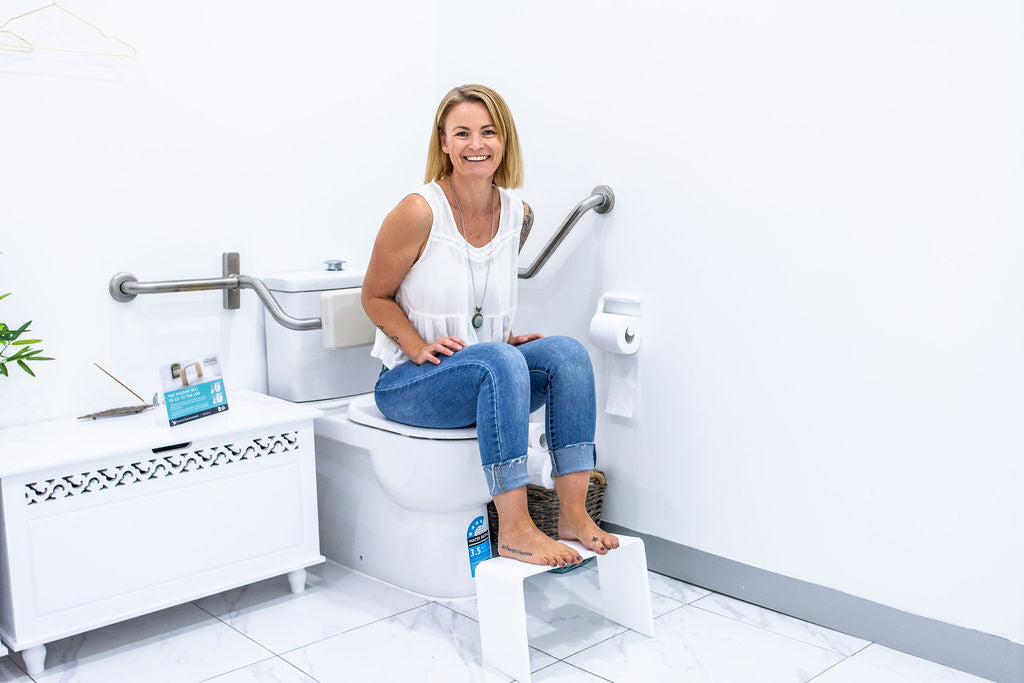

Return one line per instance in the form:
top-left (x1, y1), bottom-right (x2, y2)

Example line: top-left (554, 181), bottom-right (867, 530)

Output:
top-left (262, 266), bottom-right (381, 402)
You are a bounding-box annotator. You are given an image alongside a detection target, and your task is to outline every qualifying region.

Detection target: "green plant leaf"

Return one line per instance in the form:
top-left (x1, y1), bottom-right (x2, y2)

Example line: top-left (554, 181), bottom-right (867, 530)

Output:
top-left (5, 346), bottom-right (47, 362)
top-left (0, 294), bottom-right (50, 377)
top-left (6, 321), bottom-right (31, 342)
top-left (5, 347), bottom-right (31, 361)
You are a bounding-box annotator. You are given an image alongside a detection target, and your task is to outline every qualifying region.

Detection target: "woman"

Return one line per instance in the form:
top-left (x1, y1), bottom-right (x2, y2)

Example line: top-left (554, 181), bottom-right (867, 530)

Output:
top-left (361, 84), bottom-right (618, 567)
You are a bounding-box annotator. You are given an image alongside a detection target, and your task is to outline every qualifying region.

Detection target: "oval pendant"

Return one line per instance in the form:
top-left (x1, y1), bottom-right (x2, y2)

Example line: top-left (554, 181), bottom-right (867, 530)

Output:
top-left (472, 313), bottom-right (484, 329)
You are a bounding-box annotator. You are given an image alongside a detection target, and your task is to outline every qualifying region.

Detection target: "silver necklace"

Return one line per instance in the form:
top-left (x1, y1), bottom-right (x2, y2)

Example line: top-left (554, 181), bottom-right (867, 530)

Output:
top-left (450, 177), bottom-right (496, 330)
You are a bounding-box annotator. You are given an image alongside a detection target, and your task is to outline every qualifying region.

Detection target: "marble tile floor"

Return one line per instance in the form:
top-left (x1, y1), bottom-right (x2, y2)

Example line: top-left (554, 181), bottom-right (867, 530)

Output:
top-left (0, 559), bottom-right (993, 683)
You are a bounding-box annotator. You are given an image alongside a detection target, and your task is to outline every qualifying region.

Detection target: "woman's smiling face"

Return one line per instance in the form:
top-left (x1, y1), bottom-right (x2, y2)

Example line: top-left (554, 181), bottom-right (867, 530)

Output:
top-left (440, 101), bottom-right (503, 180)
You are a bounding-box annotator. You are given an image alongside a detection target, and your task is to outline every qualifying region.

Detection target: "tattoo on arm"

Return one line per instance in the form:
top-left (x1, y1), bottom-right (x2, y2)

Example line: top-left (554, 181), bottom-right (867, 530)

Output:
top-left (376, 322), bottom-right (399, 345)
top-left (501, 543), bottom-right (534, 557)
top-left (519, 202), bottom-right (534, 253)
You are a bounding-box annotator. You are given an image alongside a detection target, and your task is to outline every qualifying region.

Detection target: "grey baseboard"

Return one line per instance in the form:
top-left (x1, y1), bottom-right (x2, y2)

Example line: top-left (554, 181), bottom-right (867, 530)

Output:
top-left (602, 522), bottom-right (1024, 683)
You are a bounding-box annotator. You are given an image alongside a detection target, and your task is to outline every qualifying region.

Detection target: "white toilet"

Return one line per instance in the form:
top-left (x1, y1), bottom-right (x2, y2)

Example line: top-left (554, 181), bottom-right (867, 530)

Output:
top-left (262, 266), bottom-right (493, 599)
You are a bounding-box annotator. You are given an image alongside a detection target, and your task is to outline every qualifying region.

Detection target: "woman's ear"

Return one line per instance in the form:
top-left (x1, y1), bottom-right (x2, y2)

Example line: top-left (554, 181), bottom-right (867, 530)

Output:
top-left (439, 130), bottom-right (449, 155)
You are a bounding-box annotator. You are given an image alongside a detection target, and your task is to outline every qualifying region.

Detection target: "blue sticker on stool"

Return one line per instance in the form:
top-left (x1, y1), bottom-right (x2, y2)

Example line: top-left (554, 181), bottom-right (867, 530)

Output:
top-left (466, 515), bottom-right (491, 577)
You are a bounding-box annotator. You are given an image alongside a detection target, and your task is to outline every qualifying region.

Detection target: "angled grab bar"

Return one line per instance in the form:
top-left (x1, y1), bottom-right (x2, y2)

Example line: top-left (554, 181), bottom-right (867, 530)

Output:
top-left (518, 185), bottom-right (614, 279)
top-left (238, 275), bottom-right (321, 331)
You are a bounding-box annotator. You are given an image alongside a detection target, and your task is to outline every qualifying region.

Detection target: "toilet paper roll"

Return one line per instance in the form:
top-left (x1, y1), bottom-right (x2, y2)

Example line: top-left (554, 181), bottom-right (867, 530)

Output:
top-left (528, 422), bottom-right (547, 451)
top-left (527, 447), bottom-right (554, 489)
top-left (589, 313), bottom-right (640, 418)
top-left (589, 313), bottom-right (640, 355)
top-left (526, 422), bottom-right (553, 488)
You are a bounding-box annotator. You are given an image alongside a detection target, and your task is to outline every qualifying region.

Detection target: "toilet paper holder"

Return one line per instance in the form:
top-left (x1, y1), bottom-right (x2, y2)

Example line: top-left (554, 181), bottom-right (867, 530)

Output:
top-left (590, 293), bottom-right (642, 354)
top-left (595, 293), bottom-right (642, 320)
top-left (591, 294), bottom-right (642, 416)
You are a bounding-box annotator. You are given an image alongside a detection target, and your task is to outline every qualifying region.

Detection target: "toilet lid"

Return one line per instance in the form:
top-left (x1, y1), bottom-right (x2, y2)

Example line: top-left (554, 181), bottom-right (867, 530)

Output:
top-left (347, 394), bottom-right (478, 440)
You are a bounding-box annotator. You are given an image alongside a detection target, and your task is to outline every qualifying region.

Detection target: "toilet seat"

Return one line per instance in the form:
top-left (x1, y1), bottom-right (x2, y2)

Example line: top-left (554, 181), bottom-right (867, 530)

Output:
top-left (347, 394), bottom-right (477, 440)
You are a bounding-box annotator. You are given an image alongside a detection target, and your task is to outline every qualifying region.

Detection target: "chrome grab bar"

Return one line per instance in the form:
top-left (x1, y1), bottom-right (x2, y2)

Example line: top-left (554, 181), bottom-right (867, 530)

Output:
top-left (111, 276), bottom-right (237, 297)
top-left (108, 264), bottom-right (322, 331)
top-left (108, 185), bottom-right (615, 328)
top-left (518, 185), bottom-right (614, 279)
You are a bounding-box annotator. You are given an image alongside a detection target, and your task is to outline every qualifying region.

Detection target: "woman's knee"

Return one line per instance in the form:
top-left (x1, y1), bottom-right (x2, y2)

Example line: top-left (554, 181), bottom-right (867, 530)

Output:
top-left (541, 336), bottom-right (593, 373)
top-left (466, 342), bottom-right (530, 383)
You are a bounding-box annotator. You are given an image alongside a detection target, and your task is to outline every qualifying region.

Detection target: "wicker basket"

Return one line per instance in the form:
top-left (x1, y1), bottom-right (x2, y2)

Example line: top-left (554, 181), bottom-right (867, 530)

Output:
top-left (486, 470), bottom-right (607, 547)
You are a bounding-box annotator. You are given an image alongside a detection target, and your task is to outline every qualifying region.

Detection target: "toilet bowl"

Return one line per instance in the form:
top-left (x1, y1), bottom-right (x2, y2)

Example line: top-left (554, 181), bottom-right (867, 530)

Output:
top-left (262, 267), bottom-right (494, 599)
top-left (313, 394), bottom-right (492, 598)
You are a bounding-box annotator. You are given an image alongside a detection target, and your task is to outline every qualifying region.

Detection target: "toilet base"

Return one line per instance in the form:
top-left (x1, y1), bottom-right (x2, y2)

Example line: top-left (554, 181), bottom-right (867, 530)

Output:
top-left (314, 434), bottom-right (492, 599)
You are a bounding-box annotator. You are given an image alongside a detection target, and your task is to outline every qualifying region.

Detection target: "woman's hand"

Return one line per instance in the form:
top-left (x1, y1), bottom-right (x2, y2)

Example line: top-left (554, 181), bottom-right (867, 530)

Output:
top-left (507, 333), bottom-right (543, 346)
top-left (411, 336), bottom-right (467, 365)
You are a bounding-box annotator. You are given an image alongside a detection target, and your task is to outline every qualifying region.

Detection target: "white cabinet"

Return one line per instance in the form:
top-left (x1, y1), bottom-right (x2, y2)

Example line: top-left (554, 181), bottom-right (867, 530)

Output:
top-left (0, 391), bottom-right (324, 674)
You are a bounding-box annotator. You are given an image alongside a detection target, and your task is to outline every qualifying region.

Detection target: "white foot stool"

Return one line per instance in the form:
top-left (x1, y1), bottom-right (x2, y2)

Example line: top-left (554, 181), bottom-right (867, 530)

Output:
top-left (475, 534), bottom-right (655, 683)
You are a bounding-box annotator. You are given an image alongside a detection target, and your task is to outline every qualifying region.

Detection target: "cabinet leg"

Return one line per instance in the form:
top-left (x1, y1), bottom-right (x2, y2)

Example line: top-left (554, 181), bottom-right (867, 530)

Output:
top-left (287, 568), bottom-right (307, 594)
top-left (22, 644), bottom-right (46, 675)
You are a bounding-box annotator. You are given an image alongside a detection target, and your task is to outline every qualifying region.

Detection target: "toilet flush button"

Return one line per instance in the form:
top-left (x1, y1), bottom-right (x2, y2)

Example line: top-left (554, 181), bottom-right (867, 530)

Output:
top-left (324, 260), bottom-right (346, 271)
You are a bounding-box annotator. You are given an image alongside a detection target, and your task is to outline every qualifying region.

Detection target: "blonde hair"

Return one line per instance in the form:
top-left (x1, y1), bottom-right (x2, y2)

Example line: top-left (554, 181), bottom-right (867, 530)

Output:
top-left (424, 84), bottom-right (523, 189)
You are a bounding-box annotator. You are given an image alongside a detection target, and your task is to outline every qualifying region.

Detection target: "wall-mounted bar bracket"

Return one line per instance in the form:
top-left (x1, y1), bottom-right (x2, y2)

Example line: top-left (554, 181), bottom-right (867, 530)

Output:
top-left (108, 272), bottom-right (138, 303)
top-left (222, 252), bottom-right (240, 310)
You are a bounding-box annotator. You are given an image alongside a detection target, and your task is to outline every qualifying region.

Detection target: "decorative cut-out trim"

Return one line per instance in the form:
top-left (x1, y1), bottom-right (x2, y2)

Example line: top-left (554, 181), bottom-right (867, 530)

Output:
top-left (24, 431), bottom-right (299, 505)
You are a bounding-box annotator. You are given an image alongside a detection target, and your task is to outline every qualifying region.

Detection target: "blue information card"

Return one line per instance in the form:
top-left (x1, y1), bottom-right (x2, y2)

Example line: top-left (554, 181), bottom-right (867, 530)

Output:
top-left (159, 353), bottom-right (228, 426)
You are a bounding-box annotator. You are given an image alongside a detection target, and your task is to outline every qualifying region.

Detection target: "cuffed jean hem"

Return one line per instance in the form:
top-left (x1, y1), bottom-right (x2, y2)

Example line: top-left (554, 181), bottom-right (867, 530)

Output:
top-left (550, 442), bottom-right (596, 478)
top-left (483, 454), bottom-right (530, 496)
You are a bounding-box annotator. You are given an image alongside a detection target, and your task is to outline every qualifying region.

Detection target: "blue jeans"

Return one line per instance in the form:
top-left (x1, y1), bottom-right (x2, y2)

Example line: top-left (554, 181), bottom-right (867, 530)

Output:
top-left (373, 336), bottom-right (596, 496)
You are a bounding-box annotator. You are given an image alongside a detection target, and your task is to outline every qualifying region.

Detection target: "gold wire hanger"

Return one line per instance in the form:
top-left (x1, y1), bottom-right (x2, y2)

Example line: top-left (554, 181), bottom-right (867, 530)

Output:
top-left (0, 29), bottom-right (33, 53)
top-left (0, 2), bottom-right (136, 57)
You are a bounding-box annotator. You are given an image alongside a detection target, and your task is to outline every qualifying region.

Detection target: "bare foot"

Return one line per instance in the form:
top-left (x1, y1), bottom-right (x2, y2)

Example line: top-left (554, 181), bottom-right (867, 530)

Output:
top-left (557, 508), bottom-right (619, 555)
top-left (498, 522), bottom-right (584, 567)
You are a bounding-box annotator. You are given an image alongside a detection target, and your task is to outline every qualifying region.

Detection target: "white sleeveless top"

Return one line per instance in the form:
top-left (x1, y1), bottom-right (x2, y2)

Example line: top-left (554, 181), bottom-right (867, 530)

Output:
top-left (371, 181), bottom-right (523, 369)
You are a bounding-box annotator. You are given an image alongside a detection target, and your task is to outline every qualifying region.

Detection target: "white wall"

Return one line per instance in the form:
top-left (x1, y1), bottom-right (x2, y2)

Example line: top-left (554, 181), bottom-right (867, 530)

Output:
top-left (2, 0), bottom-right (1020, 650)
top-left (1, 0), bottom-right (434, 422)
top-left (435, 0), bottom-right (1023, 647)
